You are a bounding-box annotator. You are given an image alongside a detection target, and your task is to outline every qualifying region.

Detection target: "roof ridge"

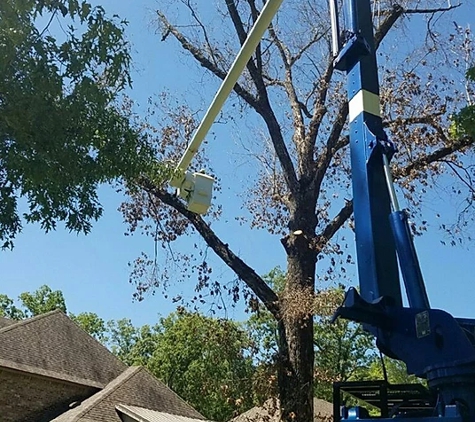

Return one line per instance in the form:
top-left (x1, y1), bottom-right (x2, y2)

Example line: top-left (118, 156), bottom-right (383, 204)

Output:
top-left (0, 309), bottom-right (63, 334)
top-left (55, 366), bottom-right (142, 420)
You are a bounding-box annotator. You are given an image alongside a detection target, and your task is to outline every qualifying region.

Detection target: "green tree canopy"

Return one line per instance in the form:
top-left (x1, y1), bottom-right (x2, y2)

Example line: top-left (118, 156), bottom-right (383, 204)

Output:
top-left (69, 311), bottom-right (108, 342)
top-left (18, 284), bottom-right (66, 316)
top-left (0, 293), bottom-right (25, 319)
top-left (128, 311), bottom-right (257, 422)
top-left (0, 0), bottom-right (151, 248)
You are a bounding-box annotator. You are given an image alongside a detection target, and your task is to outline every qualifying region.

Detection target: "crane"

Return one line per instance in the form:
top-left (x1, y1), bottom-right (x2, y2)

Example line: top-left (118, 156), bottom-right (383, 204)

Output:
top-left (330, 1), bottom-right (475, 422)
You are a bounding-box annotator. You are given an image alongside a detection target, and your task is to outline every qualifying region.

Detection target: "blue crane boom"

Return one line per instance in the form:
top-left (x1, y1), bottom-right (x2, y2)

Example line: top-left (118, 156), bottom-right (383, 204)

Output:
top-left (330, 2), bottom-right (475, 422)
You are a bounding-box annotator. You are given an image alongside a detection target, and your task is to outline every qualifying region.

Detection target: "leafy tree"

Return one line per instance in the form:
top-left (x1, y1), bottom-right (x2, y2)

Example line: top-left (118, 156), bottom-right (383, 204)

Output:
top-left (0, 0), bottom-right (150, 249)
top-left (313, 288), bottom-right (375, 401)
top-left (365, 356), bottom-right (422, 385)
top-left (1, 286), bottom-right (106, 341)
top-left (121, 2), bottom-right (475, 420)
top-left (106, 318), bottom-right (141, 363)
top-left (69, 311), bottom-right (108, 342)
top-left (18, 284), bottom-right (66, 316)
top-left (123, 311), bottom-right (256, 422)
top-left (0, 294), bottom-right (25, 320)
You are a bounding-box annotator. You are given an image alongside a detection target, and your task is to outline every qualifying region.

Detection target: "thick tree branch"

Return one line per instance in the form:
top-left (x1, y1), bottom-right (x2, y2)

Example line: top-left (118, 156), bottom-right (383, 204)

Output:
top-left (141, 178), bottom-right (281, 318)
top-left (312, 102), bottom-right (349, 196)
top-left (223, 1), bottom-right (300, 196)
top-left (225, 0), bottom-right (266, 94)
top-left (267, 23), bottom-right (309, 176)
top-left (315, 199), bottom-right (353, 254)
top-left (157, 11), bottom-right (259, 109)
top-left (374, 5), bottom-right (404, 49)
top-left (404, 4), bottom-right (461, 14)
top-left (384, 112), bottom-right (445, 128)
top-left (394, 135), bottom-right (474, 179)
top-left (306, 60), bottom-right (333, 152)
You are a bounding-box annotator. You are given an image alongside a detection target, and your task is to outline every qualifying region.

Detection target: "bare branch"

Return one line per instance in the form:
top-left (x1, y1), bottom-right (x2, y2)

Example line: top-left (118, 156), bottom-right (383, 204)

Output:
top-left (289, 30), bottom-right (328, 67)
top-left (156, 10), bottom-right (259, 109)
top-left (182, 0), bottom-right (220, 67)
top-left (404, 4), bottom-right (462, 14)
top-left (141, 178), bottom-right (281, 318)
top-left (315, 200), bottom-right (353, 255)
top-left (384, 112), bottom-right (445, 127)
top-left (312, 102), bottom-right (349, 196)
top-left (157, 8), bottom-right (299, 195)
top-left (306, 60), bottom-right (333, 151)
top-left (226, 3), bottom-right (301, 194)
top-left (440, 159), bottom-right (475, 195)
top-left (225, 0), bottom-right (266, 94)
top-left (395, 135), bottom-right (475, 179)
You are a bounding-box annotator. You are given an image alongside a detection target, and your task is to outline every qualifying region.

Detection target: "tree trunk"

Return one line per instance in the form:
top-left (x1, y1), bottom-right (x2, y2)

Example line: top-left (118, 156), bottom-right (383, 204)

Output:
top-left (278, 314), bottom-right (315, 422)
top-left (279, 198), bottom-right (317, 422)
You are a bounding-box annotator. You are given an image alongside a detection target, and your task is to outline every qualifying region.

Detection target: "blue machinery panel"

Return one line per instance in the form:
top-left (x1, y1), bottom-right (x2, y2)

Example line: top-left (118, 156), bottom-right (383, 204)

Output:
top-left (330, 1), bottom-right (475, 422)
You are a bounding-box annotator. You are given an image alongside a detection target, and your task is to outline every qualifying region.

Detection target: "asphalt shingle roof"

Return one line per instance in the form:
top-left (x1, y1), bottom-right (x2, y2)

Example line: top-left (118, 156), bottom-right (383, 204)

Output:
top-left (0, 317), bottom-right (16, 329)
top-left (0, 310), bottom-right (126, 387)
top-left (51, 366), bottom-right (207, 422)
top-left (0, 311), bottom-right (207, 422)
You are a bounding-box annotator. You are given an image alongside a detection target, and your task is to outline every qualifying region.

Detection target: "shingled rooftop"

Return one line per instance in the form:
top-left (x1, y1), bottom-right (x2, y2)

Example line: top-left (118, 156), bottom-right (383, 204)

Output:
top-left (0, 310), bottom-right (209, 422)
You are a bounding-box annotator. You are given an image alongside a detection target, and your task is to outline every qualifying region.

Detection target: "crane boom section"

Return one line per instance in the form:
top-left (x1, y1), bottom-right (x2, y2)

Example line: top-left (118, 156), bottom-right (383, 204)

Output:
top-left (171, 0), bottom-right (284, 186)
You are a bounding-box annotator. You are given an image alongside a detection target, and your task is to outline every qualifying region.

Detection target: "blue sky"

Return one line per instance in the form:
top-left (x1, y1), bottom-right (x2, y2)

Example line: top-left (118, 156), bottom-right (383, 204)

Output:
top-left (1, 1), bottom-right (475, 327)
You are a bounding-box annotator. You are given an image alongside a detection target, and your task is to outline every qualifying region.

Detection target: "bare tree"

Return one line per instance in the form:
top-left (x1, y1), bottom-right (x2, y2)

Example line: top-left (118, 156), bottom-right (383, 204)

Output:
top-left (122, 1), bottom-right (474, 421)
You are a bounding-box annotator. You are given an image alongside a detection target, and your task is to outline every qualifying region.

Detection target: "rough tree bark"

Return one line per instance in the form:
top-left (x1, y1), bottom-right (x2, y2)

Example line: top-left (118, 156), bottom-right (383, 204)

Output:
top-left (123, 1), bottom-right (475, 421)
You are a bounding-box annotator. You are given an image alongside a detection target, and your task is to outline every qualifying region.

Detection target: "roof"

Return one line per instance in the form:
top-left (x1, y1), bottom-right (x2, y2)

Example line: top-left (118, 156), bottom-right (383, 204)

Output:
top-left (0, 316), bottom-right (16, 328)
top-left (51, 366), bottom-right (207, 422)
top-left (116, 404), bottom-right (211, 422)
top-left (0, 310), bottom-right (126, 387)
top-left (231, 398), bottom-right (333, 422)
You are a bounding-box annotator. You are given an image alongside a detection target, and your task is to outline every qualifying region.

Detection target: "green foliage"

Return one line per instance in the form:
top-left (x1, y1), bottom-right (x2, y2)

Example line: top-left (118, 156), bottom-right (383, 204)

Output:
top-left (70, 311), bottom-right (107, 342)
top-left (0, 0), bottom-right (151, 249)
top-left (314, 319), bottom-right (375, 400)
top-left (107, 318), bottom-right (141, 364)
top-left (141, 311), bottom-right (256, 421)
top-left (1, 285), bottom-right (106, 340)
top-left (365, 356), bottom-right (423, 385)
top-left (450, 66), bottom-right (475, 139)
top-left (0, 293), bottom-right (25, 319)
top-left (18, 284), bottom-right (67, 316)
